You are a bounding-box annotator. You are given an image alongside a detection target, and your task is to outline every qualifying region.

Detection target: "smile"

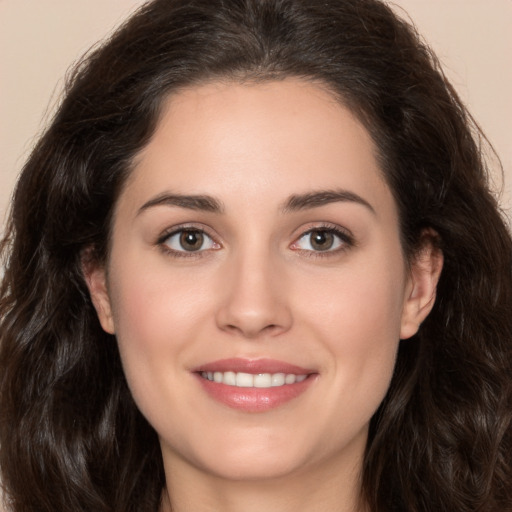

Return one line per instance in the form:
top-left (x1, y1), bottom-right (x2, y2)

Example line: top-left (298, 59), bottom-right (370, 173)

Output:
top-left (200, 371), bottom-right (308, 388)
top-left (194, 358), bottom-right (316, 412)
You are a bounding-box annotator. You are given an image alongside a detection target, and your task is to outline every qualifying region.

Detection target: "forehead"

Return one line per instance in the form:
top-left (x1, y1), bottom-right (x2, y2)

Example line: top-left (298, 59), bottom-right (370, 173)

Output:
top-left (121, 79), bottom-right (395, 220)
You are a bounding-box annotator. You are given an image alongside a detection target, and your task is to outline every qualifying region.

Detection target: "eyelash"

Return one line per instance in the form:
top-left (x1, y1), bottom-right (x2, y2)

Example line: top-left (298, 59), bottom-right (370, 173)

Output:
top-left (156, 223), bottom-right (355, 259)
top-left (157, 225), bottom-right (220, 259)
top-left (290, 223), bottom-right (355, 258)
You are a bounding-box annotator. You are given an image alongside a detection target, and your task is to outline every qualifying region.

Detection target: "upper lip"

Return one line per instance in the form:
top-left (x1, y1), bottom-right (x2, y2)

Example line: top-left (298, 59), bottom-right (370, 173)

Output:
top-left (192, 358), bottom-right (315, 375)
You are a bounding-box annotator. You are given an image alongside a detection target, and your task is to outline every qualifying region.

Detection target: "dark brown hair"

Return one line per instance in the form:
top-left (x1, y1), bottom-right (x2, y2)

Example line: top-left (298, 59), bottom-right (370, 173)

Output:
top-left (1, 0), bottom-right (511, 511)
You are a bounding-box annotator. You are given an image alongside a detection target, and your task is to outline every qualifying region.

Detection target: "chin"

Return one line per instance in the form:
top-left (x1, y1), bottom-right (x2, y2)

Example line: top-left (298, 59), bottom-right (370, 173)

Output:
top-left (201, 453), bottom-right (311, 482)
top-left (161, 429), bottom-right (317, 482)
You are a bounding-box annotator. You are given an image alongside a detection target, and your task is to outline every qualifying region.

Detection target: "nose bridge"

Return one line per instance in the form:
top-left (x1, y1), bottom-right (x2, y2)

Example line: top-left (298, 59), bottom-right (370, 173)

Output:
top-left (215, 240), bottom-right (292, 338)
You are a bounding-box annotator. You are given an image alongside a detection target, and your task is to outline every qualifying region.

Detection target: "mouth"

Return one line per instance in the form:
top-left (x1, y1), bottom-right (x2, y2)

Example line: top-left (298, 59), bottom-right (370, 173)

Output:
top-left (193, 358), bottom-right (317, 412)
top-left (200, 371), bottom-right (308, 388)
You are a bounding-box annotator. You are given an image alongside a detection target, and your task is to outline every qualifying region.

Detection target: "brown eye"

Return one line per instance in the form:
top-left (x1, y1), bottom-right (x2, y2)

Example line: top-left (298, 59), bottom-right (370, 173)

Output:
top-left (309, 230), bottom-right (335, 251)
top-left (162, 229), bottom-right (218, 253)
top-left (292, 227), bottom-right (352, 254)
top-left (179, 230), bottom-right (204, 251)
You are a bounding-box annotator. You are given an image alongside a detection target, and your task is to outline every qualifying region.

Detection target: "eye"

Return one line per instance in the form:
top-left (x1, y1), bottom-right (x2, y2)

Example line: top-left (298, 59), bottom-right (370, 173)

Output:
top-left (292, 227), bottom-right (352, 253)
top-left (161, 229), bottom-right (219, 253)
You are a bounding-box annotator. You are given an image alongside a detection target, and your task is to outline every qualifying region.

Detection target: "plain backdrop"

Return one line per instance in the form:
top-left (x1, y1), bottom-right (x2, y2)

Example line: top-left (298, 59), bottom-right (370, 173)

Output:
top-left (1, 0), bottom-right (511, 232)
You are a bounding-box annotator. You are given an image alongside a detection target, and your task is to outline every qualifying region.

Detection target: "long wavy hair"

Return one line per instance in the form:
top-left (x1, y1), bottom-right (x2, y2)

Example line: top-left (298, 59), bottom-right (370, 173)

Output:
top-left (1, 0), bottom-right (511, 511)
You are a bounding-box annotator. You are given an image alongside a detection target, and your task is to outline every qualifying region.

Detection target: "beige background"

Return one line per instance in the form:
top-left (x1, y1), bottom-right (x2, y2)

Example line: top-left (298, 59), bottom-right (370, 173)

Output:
top-left (1, 0), bottom-right (511, 232)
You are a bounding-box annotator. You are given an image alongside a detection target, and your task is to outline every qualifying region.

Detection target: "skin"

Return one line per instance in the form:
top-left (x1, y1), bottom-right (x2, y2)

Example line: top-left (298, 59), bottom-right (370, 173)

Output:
top-left (86, 79), bottom-right (442, 512)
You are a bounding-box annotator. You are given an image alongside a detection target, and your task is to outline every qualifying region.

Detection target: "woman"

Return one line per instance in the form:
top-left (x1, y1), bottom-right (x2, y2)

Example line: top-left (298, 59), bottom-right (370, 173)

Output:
top-left (0, 0), bottom-right (510, 511)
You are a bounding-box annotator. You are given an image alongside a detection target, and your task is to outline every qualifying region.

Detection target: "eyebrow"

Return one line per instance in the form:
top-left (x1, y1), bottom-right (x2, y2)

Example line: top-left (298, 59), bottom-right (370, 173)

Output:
top-left (282, 189), bottom-right (376, 215)
top-left (137, 188), bottom-right (375, 216)
top-left (137, 193), bottom-right (224, 215)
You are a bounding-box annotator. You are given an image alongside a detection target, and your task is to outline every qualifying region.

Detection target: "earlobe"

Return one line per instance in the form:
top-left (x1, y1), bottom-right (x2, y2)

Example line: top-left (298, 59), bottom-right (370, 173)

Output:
top-left (400, 232), bottom-right (443, 340)
top-left (82, 253), bottom-right (116, 335)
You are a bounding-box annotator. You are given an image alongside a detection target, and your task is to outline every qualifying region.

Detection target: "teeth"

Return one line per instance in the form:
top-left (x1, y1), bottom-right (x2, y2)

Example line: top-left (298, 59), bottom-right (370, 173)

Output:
top-left (271, 373), bottom-right (285, 386)
top-left (285, 373), bottom-right (296, 384)
top-left (200, 371), bottom-right (308, 388)
top-left (254, 373), bottom-right (271, 388)
top-left (236, 372), bottom-right (254, 387)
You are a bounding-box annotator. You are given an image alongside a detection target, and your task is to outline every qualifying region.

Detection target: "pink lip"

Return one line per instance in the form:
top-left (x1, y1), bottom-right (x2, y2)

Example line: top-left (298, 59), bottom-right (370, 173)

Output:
top-left (192, 358), bottom-right (317, 413)
top-left (193, 357), bottom-right (314, 375)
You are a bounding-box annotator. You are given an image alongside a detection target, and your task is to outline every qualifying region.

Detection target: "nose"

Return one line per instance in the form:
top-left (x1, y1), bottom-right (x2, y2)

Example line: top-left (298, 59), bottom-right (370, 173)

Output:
top-left (215, 250), bottom-right (293, 339)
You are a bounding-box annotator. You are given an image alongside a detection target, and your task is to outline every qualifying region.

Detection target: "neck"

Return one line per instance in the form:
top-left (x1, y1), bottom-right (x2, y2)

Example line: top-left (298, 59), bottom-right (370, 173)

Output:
top-left (160, 451), bottom-right (367, 512)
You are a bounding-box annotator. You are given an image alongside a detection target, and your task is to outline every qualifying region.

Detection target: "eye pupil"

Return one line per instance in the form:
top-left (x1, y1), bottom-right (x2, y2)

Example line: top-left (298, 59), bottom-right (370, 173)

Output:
top-left (180, 230), bottom-right (204, 251)
top-left (310, 230), bottom-right (334, 251)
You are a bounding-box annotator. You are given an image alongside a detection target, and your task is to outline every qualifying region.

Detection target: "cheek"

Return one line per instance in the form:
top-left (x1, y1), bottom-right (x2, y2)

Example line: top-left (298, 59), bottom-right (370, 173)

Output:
top-left (296, 259), bottom-right (406, 405)
top-left (111, 255), bottom-right (213, 341)
top-left (106, 254), bottom-right (217, 406)
top-left (299, 258), bottom-right (405, 343)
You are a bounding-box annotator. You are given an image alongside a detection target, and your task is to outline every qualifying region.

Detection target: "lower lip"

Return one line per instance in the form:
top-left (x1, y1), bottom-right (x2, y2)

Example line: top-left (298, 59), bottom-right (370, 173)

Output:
top-left (195, 374), bottom-right (315, 412)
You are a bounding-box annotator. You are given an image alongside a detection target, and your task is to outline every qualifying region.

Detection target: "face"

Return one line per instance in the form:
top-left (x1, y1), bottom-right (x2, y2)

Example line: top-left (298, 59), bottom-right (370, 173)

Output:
top-left (87, 79), bottom-right (439, 485)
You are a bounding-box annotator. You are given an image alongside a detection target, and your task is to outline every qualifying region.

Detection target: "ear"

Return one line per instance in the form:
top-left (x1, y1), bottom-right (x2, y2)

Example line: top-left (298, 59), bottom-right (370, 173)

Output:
top-left (82, 250), bottom-right (116, 334)
top-left (400, 230), bottom-right (443, 340)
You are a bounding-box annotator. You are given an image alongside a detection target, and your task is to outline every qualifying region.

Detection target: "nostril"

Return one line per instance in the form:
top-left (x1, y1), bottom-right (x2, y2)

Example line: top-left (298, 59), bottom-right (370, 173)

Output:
top-left (215, 287), bottom-right (293, 338)
top-left (222, 322), bottom-right (282, 339)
